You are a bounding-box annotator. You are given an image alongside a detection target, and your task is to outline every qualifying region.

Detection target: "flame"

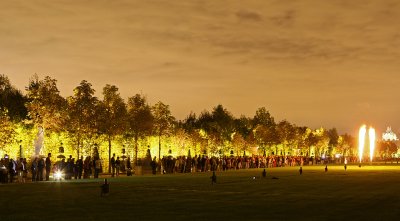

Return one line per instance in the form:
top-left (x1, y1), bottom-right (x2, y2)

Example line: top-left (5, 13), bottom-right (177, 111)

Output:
top-left (358, 125), bottom-right (367, 163)
top-left (369, 127), bottom-right (375, 162)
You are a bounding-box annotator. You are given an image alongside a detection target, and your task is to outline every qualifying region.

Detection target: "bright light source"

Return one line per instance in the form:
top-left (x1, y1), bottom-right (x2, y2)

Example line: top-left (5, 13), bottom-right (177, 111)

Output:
top-left (369, 127), bottom-right (375, 162)
top-left (358, 125), bottom-right (367, 163)
top-left (54, 170), bottom-right (63, 180)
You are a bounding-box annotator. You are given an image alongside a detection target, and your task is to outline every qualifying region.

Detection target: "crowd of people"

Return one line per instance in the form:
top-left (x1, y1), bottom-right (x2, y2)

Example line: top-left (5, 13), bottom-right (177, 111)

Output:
top-left (0, 153), bottom-right (112, 184)
top-left (0, 156), bottom-right (28, 183)
top-left (0, 152), bottom-right (363, 184)
top-left (156, 155), bottom-right (338, 174)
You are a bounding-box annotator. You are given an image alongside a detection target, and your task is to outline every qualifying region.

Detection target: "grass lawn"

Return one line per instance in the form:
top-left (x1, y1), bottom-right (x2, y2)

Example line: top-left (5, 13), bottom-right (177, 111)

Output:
top-left (1, 165), bottom-right (400, 221)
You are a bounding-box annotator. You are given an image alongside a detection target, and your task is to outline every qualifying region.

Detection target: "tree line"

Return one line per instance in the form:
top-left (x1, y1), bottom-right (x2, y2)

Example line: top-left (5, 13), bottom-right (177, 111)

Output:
top-left (1, 74), bottom-right (396, 169)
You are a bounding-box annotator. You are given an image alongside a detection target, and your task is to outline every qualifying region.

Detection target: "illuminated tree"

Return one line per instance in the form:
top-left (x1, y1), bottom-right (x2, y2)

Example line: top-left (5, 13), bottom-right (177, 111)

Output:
top-left (66, 80), bottom-right (98, 158)
top-left (336, 133), bottom-right (355, 157)
top-left (180, 112), bottom-right (203, 155)
top-left (152, 101), bottom-right (175, 160)
top-left (232, 116), bottom-right (256, 155)
top-left (98, 85), bottom-right (127, 172)
top-left (197, 110), bottom-right (213, 154)
top-left (305, 128), bottom-right (318, 156)
top-left (377, 140), bottom-right (397, 159)
top-left (126, 94), bottom-right (153, 165)
top-left (231, 132), bottom-right (248, 156)
top-left (197, 105), bottom-right (235, 155)
top-left (234, 116), bottom-right (253, 142)
top-left (294, 126), bottom-right (309, 155)
top-left (327, 128), bottom-right (339, 156)
top-left (312, 128), bottom-right (330, 157)
top-left (172, 128), bottom-right (190, 156)
top-left (211, 104), bottom-right (235, 144)
top-left (25, 75), bottom-right (66, 134)
top-left (252, 107), bottom-right (277, 155)
top-left (0, 109), bottom-right (15, 151)
top-left (276, 120), bottom-right (296, 155)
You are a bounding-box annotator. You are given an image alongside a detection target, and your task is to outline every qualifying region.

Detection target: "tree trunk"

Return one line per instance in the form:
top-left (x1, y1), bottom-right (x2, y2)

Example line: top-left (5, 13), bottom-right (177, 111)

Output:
top-left (77, 139), bottom-right (80, 159)
top-left (108, 136), bottom-right (111, 173)
top-left (158, 134), bottom-right (162, 174)
top-left (158, 134), bottom-right (161, 161)
top-left (134, 135), bottom-right (138, 167)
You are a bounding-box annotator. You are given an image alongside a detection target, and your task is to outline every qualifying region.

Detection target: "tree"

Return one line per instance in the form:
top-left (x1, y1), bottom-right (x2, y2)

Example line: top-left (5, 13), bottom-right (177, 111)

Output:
top-left (0, 74), bottom-right (27, 121)
top-left (173, 128), bottom-right (190, 156)
top-left (312, 128), bottom-right (330, 157)
top-left (210, 104), bottom-right (235, 143)
top-left (180, 112), bottom-right (197, 134)
top-left (66, 80), bottom-right (98, 159)
top-left (25, 75), bottom-right (66, 134)
top-left (327, 128), bottom-right (339, 156)
top-left (305, 128), bottom-right (318, 156)
top-left (180, 112), bottom-right (204, 156)
top-left (196, 110), bottom-right (214, 155)
top-left (252, 107), bottom-right (277, 155)
top-left (25, 75), bottom-right (66, 156)
top-left (295, 126), bottom-right (309, 155)
top-left (127, 94), bottom-right (153, 165)
top-left (152, 101), bottom-right (175, 160)
top-left (276, 120), bottom-right (296, 156)
top-left (377, 141), bottom-right (397, 159)
top-left (234, 116), bottom-right (252, 141)
top-left (252, 107), bottom-right (275, 128)
top-left (337, 133), bottom-right (355, 157)
top-left (231, 132), bottom-right (248, 156)
top-left (0, 108), bottom-right (15, 151)
top-left (253, 124), bottom-right (278, 155)
top-left (233, 116), bottom-right (254, 156)
top-left (195, 105), bottom-right (235, 155)
top-left (98, 85), bottom-right (127, 172)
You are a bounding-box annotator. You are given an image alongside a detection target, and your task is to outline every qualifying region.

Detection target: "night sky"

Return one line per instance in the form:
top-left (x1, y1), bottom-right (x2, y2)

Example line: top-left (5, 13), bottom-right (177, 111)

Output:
top-left (2, 0), bottom-right (400, 135)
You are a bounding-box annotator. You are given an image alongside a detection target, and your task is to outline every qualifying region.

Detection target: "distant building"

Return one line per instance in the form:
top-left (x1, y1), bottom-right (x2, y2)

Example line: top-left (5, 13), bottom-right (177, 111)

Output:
top-left (382, 127), bottom-right (398, 141)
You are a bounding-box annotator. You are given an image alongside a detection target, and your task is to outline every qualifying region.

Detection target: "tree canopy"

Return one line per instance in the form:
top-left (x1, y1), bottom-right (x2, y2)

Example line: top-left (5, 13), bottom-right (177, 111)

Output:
top-left (0, 74), bottom-right (363, 165)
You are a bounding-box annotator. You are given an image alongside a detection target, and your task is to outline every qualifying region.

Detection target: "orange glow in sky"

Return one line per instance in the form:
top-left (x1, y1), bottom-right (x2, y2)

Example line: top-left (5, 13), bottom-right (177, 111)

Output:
top-left (2, 0), bottom-right (400, 133)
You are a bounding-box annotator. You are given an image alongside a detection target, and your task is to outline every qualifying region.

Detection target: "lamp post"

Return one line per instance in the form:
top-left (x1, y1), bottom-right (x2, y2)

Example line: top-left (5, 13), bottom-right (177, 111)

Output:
top-left (59, 142), bottom-right (64, 154)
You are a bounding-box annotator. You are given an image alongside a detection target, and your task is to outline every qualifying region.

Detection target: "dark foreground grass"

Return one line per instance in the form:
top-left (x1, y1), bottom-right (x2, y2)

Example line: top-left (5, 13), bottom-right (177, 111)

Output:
top-left (1, 165), bottom-right (400, 221)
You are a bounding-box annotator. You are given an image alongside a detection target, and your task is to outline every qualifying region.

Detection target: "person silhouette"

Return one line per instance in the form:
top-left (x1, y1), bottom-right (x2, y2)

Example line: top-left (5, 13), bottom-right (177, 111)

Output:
top-left (262, 169), bottom-right (267, 178)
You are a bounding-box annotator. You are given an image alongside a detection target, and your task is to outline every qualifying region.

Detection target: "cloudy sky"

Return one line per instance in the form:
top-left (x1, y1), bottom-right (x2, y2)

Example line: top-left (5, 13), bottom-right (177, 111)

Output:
top-left (1, 0), bottom-right (400, 135)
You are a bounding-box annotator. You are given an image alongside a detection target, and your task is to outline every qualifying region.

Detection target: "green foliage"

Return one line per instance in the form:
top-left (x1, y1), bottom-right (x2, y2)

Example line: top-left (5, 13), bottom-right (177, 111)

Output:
top-left (253, 107), bottom-right (275, 128)
top-left (0, 74), bottom-right (358, 160)
top-left (66, 80), bottom-right (98, 157)
top-left (25, 75), bottom-right (66, 132)
top-left (152, 101), bottom-right (175, 137)
top-left (0, 108), bottom-right (15, 151)
top-left (127, 94), bottom-right (153, 142)
top-left (197, 105), bottom-right (235, 151)
top-left (0, 74), bottom-right (27, 121)
top-left (152, 101), bottom-right (175, 159)
top-left (377, 140), bottom-right (398, 157)
top-left (98, 84), bottom-right (127, 136)
top-left (97, 84), bottom-right (127, 171)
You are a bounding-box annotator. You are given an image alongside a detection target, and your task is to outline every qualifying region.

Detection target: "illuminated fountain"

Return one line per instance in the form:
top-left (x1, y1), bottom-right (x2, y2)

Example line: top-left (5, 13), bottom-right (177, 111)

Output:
top-left (358, 125), bottom-right (376, 167)
top-left (358, 125), bottom-right (366, 166)
top-left (369, 127), bottom-right (375, 163)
